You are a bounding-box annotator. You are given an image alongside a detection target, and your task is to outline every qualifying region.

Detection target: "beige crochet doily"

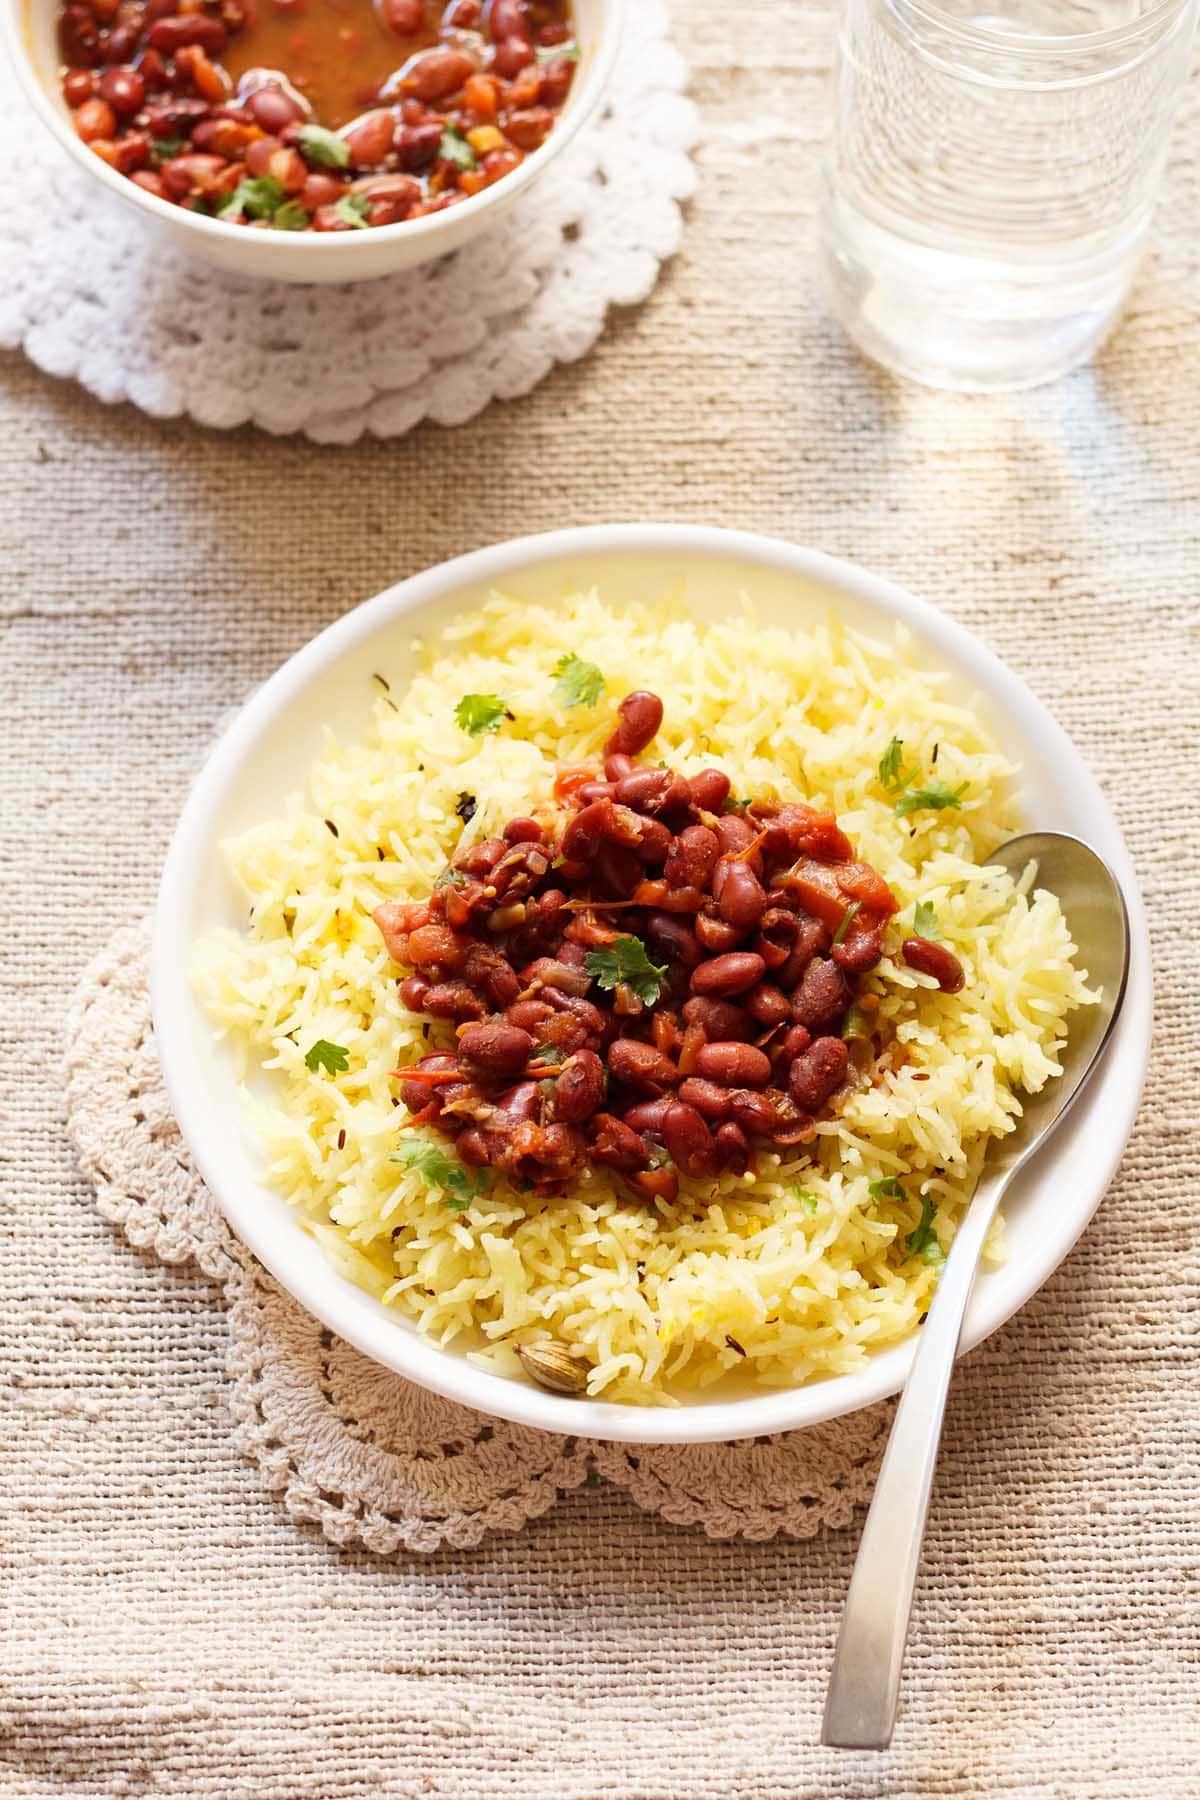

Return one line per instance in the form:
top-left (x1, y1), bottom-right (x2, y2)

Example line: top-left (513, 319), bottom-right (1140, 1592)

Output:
top-left (64, 921), bottom-right (893, 1554)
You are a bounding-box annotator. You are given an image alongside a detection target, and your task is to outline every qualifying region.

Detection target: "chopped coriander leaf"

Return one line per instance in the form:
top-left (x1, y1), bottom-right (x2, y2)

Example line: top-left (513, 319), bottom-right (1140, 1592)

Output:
top-left (272, 200), bottom-right (310, 231)
top-left (456, 791), bottom-right (477, 823)
top-left (552, 653), bottom-right (606, 709)
top-left (149, 135), bottom-right (185, 166)
top-left (722, 795), bottom-right (742, 812)
top-left (219, 175), bottom-right (285, 220)
top-left (333, 192), bottom-right (370, 229)
top-left (585, 936), bottom-right (668, 1007)
top-left (905, 1194), bottom-right (945, 1264)
top-left (894, 781), bottom-right (969, 819)
top-left (434, 867), bottom-right (467, 889)
top-left (535, 40), bottom-right (579, 62)
top-left (391, 1140), bottom-right (488, 1211)
top-left (438, 124), bottom-right (477, 170)
top-left (454, 693), bottom-right (509, 736)
top-left (912, 899), bottom-right (943, 941)
top-left (791, 1187), bottom-right (819, 1214)
top-left (832, 900), bottom-right (861, 946)
top-left (868, 1176), bottom-right (907, 1202)
top-left (305, 1039), bottom-right (350, 1076)
top-left (532, 1044), bottom-right (567, 1065)
top-left (878, 736), bottom-right (910, 792)
top-left (297, 122), bottom-right (351, 168)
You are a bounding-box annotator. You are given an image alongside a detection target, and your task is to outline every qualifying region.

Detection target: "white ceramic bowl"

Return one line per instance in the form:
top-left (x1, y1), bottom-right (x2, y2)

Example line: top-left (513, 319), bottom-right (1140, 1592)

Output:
top-left (3, 0), bottom-right (622, 283)
top-left (152, 525), bottom-right (1152, 1444)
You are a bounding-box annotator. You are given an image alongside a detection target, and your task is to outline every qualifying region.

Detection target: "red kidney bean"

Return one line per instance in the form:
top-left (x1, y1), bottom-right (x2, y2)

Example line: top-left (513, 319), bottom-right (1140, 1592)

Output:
top-left (593, 842), bottom-right (643, 899)
top-left (456, 1126), bottom-right (490, 1166)
top-left (663, 824), bottom-right (720, 890)
top-left (491, 34), bottom-right (533, 75)
top-left (630, 1166), bottom-right (679, 1205)
top-left (98, 64), bottom-right (144, 117)
top-left (504, 816), bottom-right (544, 845)
top-left (519, 956), bottom-right (592, 997)
top-left (147, 13), bottom-right (227, 51)
top-left (453, 836), bottom-right (506, 876)
top-left (662, 1101), bottom-right (717, 1179)
top-left (588, 1113), bottom-right (648, 1172)
top-left (550, 1049), bottom-right (606, 1123)
top-left (791, 957), bottom-right (850, 1031)
top-left (561, 799), bottom-right (617, 861)
top-left (194, 116), bottom-right (255, 156)
top-left (341, 107), bottom-right (397, 167)
top-left (407, 923), bottom-right (469, 971)
top-left (643, 913), bottom-right (703, 971)
top-left (490, 0), bottom-right (531, 38)
top-left (364, 179), bottom-right (422, 223)
top-left (63, 67), bottom-right (97, 105)
top-left (103, 20), bottom-right (142, 61)
top-left (745, 982), bottom-right (791, 1027)
top-left (677, 1077), bottom-right (733, 1122)
top-left (505, 997), bottom-right (554, 1032)
top-left (729, 1089), bottom-right (782, 1135)
top-left (691, 952), bottom-right (765, 997)
top-left (423, 981), bottom-right (487, 1021)
top-left (715, 1120), bottom-right (750, 1172)
top-left (399, 1051), bottom-right (459, 1113)
top-left (695, 1041), bottom-right (772, 1088)
top-left (577, 780), bottom-right (615, 804)
top-left (788, 1037), bottom-right (850, 1112)
top-left (622, 1096), bottom-right (672, 1137)
top-left (776, 918), bottom-right (832, 990)
top-left (136, 45), bottom-right (169, 89)
top-left (902, 937), bottom-right (965, 993)
top-left (714, 858), bottom-right (767, 931)
top-left (633, 818), bottom-right (672, 865)
top-left (715, 813), bottom-right (757, 858)
top-left (491, 1079), bottom-right (541, 1124)
top-left (299, 171), bottom-right (345, 209)
top-left (463, 949), bottom-right (520, 1010)
top-left (381, 0), bottom-right (424, 30)
top-left (780, 1023), bottom-right (812, 1063)
top-left (445, 0), bottom-right (483, 23)
top-left (131, 168), bottom-right (169, 198)
top-left (688, 768), bottom-right (731, 813)
top-left (74, 96), bottom-right (118, 141)
top-left (246, 84), bottom-right (307, 131)
top-left (144, 95), bottom-right (208, 136)
top-left (59, 5), bottom-right (102, 65)
top-left (93, 131), bottom-right (151, 172)
top-left (400, 45), bottom-right (476, 100)
top-left (394, 120), bottom-right (444, 169)
top-left (694, 912), bottom-right (743, 955)
top-left (604, 691), bottom-right (663, 758)
top-left (504, 106), bottom-right (554, 151)
top-left (681, 996), bottom-right (753, 1041)
top-left (537, 54), bottom-right (575, 106)
top-left (614, 768), bottom-right (676, 816)
top-left (399, 974), bottom-right (431, 1010)
top-left (542, 989), bottom-right (607, 1037)
top-left (604, 752), bottom-right (635, 783)
top-left (831, 922), bottom-right (886, 975)
top-left (607, 1039), bottom-right (678, 1092)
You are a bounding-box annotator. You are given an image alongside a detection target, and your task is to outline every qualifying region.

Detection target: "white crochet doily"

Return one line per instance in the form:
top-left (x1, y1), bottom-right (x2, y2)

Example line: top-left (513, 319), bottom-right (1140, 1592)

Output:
top-left (64, 922), bottom-right (893, 1554)
top-left (0, 4), bottom-right (696, 442)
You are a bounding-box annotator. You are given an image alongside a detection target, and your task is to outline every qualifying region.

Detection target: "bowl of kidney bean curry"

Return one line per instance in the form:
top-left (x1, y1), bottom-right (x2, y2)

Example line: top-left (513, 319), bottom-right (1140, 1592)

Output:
top-left (376, 690), bottom-right (967, 1203)
top-left (56, 0), bottom-right (579, 231)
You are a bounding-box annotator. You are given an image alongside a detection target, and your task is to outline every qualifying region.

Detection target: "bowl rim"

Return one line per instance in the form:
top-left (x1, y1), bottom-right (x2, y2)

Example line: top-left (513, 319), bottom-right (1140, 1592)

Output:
top-left (151, 523), bottom-right (1153, 1444)
top-left (2, 0), bottom-right (625, 262)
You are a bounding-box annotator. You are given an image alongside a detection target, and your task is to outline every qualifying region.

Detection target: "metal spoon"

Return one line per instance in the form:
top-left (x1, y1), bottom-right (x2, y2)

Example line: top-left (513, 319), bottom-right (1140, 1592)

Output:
top-left (822, 831), bottom-right (1131, 1751)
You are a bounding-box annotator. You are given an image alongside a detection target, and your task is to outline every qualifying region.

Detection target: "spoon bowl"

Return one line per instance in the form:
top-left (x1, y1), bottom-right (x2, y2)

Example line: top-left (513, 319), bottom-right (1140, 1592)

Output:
top-left (823, 830), bottom-right (1132, 1750)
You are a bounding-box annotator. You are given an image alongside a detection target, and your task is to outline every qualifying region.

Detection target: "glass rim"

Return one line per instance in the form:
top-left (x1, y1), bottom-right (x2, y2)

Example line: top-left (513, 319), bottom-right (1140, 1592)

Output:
top-left (890, 0), bottom-right (1192, 55)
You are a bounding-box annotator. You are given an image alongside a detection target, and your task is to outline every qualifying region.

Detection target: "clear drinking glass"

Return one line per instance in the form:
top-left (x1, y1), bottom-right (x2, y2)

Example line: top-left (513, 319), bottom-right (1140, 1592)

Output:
top-left (820, 0), bottom-right (1200, 390)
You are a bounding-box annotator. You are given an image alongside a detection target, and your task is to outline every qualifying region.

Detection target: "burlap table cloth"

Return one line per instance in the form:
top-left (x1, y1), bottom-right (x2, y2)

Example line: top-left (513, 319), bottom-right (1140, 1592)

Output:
top-left (3, 1), bottom-right (1199, 1792)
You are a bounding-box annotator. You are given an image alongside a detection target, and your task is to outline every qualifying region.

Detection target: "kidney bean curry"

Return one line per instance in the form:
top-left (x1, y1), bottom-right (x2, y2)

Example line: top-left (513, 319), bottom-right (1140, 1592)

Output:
top-left (57, 0), bottom-right (578, 232)
top-left (375, 691), bottom-right (967, 1203)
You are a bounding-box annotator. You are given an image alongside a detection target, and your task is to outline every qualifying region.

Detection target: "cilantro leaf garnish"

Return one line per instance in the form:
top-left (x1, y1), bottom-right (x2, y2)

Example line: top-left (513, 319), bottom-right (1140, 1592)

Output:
top-left (552, 653), bottom-right (606, 709)
top-left (332, 192), bottom-right (370, 230)
top-left (218, 175), bottom-right (285, 221)
top-left (868, 1176), bottom-right (907, 1202)
top-left (905, 1194), bottom-right (945, 1264)
top-left (832, 900), bottom-right (861, 946)
top-left (893, 781), bottom-right (969, 819)
top-left (912, 899), bottom-right (943, 940)
top-left (532, 1044), bottom-right (567, 1065)
top-left (454, 693), bottom-right (509, 737)
top-left (438, 124), bottom-right (477, 170)
top-left (792, 1186), bottom-right (819, 1214)
top-left (149, 135), bottom-right (185, 166)
top-left (272, 199), bottom-right (310, 231)
top-left (391, 1140), bottom-right (488, 1212)
top-left (297, 123), bottom-right (351, 169)
top-left (305, 1039), bottom-right (350, 1076)
top-left (535, 41), bottom-right (579, 62)
top-left (878, 736), bottom-right (910, 793)
top-left (434, 867), bottom-right (467, 890)
top-left (585, 935), bottom-right (668, 1007)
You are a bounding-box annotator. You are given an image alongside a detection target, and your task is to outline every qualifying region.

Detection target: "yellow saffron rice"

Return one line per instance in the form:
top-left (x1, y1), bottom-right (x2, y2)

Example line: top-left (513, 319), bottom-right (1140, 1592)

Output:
top-left (194, 591), bottom-right (1095, 1405)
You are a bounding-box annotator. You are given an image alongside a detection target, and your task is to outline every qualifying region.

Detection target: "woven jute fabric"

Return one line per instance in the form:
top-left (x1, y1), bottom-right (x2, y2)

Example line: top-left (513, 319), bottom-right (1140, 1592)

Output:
top-left (2, 0), bottom-right (1199, 1791)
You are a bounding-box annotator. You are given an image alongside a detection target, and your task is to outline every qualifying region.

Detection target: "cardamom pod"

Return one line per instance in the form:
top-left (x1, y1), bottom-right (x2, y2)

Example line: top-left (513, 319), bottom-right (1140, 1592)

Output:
top-left (515, 1340), bottom-right (590, 1396)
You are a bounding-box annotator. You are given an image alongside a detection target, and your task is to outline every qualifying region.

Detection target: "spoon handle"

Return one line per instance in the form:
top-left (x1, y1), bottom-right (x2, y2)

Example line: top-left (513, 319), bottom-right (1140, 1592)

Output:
top-left (821, 1170), bottom-right (1007, 1749)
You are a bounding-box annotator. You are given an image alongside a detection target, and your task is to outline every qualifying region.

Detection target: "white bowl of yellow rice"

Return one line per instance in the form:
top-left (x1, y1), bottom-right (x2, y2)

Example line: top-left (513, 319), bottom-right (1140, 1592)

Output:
top-left (152, 526), bottom-right (1151, 1443)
